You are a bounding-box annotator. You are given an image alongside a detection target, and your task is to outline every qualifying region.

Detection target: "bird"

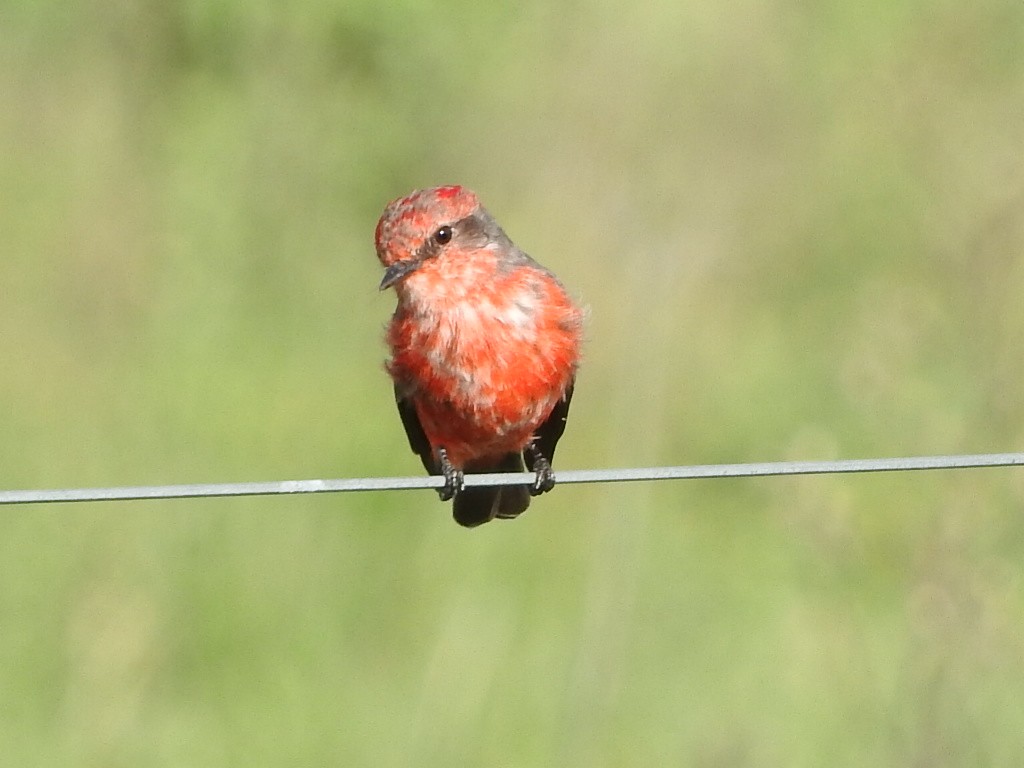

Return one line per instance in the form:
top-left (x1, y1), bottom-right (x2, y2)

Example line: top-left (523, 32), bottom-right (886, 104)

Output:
top-left (375, 185), bottom-right (584, 527)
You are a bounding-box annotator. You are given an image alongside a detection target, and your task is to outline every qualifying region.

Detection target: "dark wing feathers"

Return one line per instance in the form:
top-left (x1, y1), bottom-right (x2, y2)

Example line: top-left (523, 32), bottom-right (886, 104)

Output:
top-left (527, 380), bottom-right (574, 471)
top-left (394, 385), bottom-right (437, 475)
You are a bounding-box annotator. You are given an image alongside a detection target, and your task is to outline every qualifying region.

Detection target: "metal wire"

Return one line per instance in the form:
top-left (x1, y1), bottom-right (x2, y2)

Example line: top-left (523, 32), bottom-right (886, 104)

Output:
top-left (0, 452), bottom-right (1021, 506)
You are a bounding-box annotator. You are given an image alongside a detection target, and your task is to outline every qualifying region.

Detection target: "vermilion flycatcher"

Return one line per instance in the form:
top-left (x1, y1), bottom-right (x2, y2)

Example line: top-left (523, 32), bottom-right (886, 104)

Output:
top-left (376, 186), bottom-right (584, 527)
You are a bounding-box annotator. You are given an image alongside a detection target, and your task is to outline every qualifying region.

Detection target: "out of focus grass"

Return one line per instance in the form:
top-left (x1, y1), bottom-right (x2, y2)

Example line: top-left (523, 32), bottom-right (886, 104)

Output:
top-left (2, 0), bottom-right (1023, 765)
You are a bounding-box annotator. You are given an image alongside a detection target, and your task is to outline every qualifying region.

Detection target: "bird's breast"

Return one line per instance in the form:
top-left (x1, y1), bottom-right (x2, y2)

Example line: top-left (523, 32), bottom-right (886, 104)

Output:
top-left (386, 264), bottom-right (582, 458)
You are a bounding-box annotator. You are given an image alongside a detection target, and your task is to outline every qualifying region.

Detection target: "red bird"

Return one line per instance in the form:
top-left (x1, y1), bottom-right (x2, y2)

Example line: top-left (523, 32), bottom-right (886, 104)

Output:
top-left (376, 186), bottom-right (584, 527)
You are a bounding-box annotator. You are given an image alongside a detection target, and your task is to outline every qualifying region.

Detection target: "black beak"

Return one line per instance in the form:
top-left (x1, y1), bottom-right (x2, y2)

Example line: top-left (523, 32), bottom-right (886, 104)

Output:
top-left (379, 259), bottom-right (422, 290)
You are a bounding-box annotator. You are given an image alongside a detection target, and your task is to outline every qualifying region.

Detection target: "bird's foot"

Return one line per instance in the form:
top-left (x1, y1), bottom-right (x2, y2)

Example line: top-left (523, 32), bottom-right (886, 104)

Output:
top-left (524, 443), bottom-right (555, 496)
top-left (437, 448), bottom-right (464, 502)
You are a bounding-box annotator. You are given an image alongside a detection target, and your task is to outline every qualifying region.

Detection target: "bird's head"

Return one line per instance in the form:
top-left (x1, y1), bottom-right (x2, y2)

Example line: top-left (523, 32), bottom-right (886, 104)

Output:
top-left (375, 185), bottom-right (507, 291)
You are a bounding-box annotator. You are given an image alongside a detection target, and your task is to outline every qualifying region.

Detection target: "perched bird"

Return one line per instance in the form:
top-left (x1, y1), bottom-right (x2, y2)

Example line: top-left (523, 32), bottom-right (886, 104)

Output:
top-left (376, 185), bottom-right (584, 527)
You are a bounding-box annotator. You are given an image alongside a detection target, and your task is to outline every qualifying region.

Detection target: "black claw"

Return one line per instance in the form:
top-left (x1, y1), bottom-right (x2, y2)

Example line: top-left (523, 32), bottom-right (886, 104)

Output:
top-left (524, 443), bottom-right (556, 496)
top-left (437, 447), bottom-right (464, 502)
top-left (531, 462), bottom-right (555, 496)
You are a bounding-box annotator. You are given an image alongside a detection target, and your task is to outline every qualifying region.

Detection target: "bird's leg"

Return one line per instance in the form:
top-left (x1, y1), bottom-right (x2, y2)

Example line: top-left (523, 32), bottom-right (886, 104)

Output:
top-left (523, 440), bottom-right (556, 496)
top-left (436, 447), bottom-right (465, 502)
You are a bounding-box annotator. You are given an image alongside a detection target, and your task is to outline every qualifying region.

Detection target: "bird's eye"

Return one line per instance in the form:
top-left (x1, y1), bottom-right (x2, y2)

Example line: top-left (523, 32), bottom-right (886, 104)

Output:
top-left (433, 226), bottom-right (453, 245)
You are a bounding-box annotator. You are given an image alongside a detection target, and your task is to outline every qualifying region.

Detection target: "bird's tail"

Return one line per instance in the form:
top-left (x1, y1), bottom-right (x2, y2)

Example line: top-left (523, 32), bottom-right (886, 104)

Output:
top-left (452, 452), bottom-right (530, 528)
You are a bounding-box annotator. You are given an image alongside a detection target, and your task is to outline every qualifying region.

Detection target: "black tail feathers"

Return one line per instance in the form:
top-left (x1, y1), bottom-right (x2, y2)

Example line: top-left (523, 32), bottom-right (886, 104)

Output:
top-left (452, 453), bottom-right (531, 527)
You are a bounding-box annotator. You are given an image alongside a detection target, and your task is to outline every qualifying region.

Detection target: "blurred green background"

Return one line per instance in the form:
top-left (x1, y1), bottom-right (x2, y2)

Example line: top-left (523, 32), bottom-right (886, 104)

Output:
top-left (2, 0), bottom-right (1023, 764)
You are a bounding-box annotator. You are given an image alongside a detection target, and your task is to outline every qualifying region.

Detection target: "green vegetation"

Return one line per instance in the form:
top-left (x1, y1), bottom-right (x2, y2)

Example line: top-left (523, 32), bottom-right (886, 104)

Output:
top-left (2, 1), bottom-right (1022, 764)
